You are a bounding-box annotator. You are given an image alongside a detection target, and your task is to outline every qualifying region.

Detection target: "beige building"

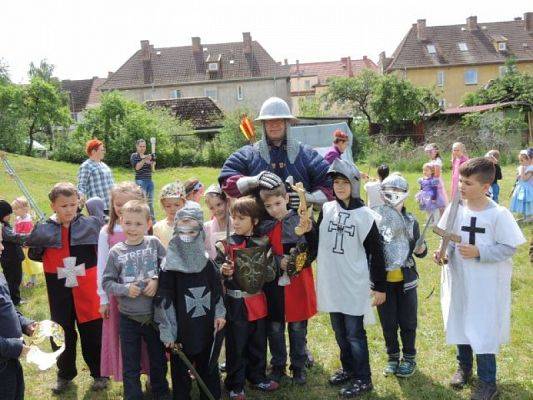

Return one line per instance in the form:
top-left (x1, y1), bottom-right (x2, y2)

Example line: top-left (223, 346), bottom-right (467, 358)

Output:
top-left (381, 13), bottom-right (533, 108)
top-left (289, 57), bottom-right (377, 115)
top-left (99, 33), bottom-right (290, 113)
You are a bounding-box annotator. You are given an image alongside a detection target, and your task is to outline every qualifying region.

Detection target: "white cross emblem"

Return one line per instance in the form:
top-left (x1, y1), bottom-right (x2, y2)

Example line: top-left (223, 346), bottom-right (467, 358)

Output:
top-left (57, 257), bottom-right (86, 288)
top-left (185, 286), bottom-right (211, 318)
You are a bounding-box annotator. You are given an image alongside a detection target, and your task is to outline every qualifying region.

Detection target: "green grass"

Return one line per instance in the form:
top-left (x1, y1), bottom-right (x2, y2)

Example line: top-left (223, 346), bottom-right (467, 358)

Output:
top-left (1, 153), bottom-right (531, 400)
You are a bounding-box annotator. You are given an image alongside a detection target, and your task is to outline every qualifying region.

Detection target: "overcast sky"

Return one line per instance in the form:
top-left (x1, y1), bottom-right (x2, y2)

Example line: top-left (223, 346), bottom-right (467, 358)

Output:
top-left (1, 0), bottom-right (531, 83)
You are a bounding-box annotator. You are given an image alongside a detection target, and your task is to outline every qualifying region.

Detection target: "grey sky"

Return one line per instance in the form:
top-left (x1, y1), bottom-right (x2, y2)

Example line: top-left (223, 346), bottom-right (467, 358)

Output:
top-left (1, 0), bottom-right (531, 83)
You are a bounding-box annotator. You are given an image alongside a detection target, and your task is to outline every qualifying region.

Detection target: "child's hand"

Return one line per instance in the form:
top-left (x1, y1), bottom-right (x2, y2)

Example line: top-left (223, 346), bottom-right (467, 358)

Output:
top-left (221, 261), bottom-right (234, 277)
top-left (280, 256), bottom-right (289, 271)
top-left (143, 278), bottom-right (158, 297)
top-left (457, 244), bottom-right (479, 259)
top-left (99, 304), bottom-right (110, 319)
top-left (127, 283), bottom-right (142, 298)
top-left (371, 291), bottom-right (386, 306)
top-left (433, 248), bottom-right (444, 265)
top-left (24, 322), bottom-right (37, 337)
top-left (20, 344), bottom-right (32, 358)
top-left (215, 318), bottom-right (226, 332)
top-left (414, 243), bottom-right (426, 255)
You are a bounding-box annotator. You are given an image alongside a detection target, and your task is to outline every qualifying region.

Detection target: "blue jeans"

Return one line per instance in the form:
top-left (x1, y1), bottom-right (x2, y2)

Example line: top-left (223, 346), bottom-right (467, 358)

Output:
top-left (457, 344), bottom-right (496, 384)
top-left (267, 320), bottom-right (308, 370)
top-left (135, 179), bottom-right (155, 220)
top-left (491, 183), bottom-right (500, 203)
top-left (119, 314), bottom-right (168, 400)
top-left (330, 313), bottom-right (371, 383)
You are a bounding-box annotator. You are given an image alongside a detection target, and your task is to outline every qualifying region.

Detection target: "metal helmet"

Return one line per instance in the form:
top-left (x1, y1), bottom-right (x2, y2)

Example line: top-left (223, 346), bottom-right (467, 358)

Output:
top-left (380, 173), bottom-right (409, 207)
top-left (255, 97), bottom-right (296, 121)
top-left (327, 158), bottom-right (361, 199)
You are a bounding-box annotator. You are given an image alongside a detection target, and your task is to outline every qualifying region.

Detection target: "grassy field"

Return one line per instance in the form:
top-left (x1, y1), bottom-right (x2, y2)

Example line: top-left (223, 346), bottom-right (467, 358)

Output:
top-left (1, 153), bottom-right (531, 400)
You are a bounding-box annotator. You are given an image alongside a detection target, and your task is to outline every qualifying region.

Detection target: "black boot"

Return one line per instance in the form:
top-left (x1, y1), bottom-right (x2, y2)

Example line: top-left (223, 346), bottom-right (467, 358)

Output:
top-left (292, 367), bottom-right (307, 385)
top-left (450, 366), bottom-right (472, 389)
top-left (269, 365), bottom-right (287, 383)
top-left (471, 382), bottom-right (498, 400)
top-left (52, 377), bottom-right (71, 394)
top-left (328, 369), bottom-right (352, 386)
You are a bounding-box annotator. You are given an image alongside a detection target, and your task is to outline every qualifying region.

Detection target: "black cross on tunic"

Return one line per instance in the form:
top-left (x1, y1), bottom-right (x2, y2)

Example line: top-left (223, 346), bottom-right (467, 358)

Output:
top-left (461, 217), bottom-right (486, 245)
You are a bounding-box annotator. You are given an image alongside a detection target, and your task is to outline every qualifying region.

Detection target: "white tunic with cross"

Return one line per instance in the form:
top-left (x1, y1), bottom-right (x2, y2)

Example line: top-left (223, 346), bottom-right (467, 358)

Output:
top-left (438, 201), bottom-right (525, 354)
top-left (317, 201), bottom-right (378, 317)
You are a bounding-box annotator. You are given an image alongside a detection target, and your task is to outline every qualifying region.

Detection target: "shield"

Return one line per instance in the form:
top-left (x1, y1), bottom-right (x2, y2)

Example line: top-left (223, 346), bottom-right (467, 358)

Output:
top-left (286, 242), bottom-right (309, 277)
top-left (234, 236), bottom-right (275, 294)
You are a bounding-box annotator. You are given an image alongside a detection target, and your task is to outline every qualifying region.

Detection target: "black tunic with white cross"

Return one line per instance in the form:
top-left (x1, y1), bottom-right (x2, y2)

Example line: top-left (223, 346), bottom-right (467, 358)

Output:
top-left (158, 260), bottom-right (223, 355)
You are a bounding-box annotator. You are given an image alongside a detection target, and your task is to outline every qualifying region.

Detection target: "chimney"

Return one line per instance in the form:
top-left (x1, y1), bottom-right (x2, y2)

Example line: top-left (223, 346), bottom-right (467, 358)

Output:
top-left (379, 51), bottom-right (392, 74)
top-left (284, 58), bottom-right (288, 66)
top-left (417, 19), bottom-right (427, 41)
top-left (341, 57), bottom-right (353, 77)
top-left (140, 40), bottom-right (151, 61)
top-left (466, 16), bottom-right (478, 31)
top-left (514, 16), bottom-right (522, 21)
top-left (296, 59), bottom-right (300, 75)
top-left (243, 32), bottom-right (252, 54)
top-left (192, 37), bottom-right (201, 53)
top-left (525, 12), bottom-right (533, 34)
top-left (107, 71), bottom-right (114, 79)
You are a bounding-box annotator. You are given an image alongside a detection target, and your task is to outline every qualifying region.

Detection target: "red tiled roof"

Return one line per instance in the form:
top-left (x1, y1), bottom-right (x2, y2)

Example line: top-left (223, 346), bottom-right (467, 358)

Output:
top-left (61, 77), bottom-right (104, 113)
top-left (289, 57), bottom-right (378, 85)
top-left (388, 17), bottom-right (533, 70)
top-left (100, 38), bottom-right (289, 91)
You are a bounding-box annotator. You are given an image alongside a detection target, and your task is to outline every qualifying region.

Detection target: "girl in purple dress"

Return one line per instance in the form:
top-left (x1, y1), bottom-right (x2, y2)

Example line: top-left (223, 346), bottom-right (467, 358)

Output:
top-left (416, 164), bottom-right (445, 223)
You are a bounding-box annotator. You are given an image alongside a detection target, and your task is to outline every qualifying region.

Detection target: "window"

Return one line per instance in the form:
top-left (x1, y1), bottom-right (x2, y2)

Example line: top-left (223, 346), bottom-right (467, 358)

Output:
top-left (304, 80), bottom-right (311, 90)
top-left (237, 85), bottom-right (244, 101)
top-left (204, 88), bottom-right (217, 100)
top-left (208, 62), bottom-right (219, 71)
top-left (499, 66), bottom-right (508, 77)
top-left (498, 42), bottom-right (507, 51)
top-left (427, 44), bottom-right (437, 54)
top-left (170, 89), bottom-right (181, 99)
top-left (464, 69), bottom-right (478, 85)
top-left (438, 98), bottom-right (446, 108)
top-left (458, 42), bottom-right (468, 51)
top-left (437, 71), bottom-right (445, 87)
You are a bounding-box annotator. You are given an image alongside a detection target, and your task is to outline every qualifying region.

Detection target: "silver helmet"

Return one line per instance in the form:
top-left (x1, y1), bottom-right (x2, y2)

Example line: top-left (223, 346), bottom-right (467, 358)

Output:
top-left (255, 97), bottom-right (296, 121)
top-left (327, 158), bottom-right (361, 199)
top-left (380, 173), bottom-right (409, 207)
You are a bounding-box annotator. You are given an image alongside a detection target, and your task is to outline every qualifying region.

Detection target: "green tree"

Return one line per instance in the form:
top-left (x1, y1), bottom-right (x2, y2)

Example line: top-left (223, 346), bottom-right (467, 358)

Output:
top-left (298, 96), bottom-right (326, 117)
top-left (28, 59), bottom-right (60, 88)
top-left (22, 77), bottom-right (72, 155)
top-left (0, 81), bottom-right (26, 152)
top-left (326, 69), bottom-right (379, 124)
top-left (0, 59), bottom-right (10, 84)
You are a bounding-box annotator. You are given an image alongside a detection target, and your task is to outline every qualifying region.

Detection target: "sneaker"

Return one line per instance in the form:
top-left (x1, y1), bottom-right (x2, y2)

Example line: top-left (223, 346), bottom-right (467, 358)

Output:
top-left (252, 380), bottom-right (279, 392)
top-left (471, 382), bottom-right (498, 400)
top-left (269, 366), bottom-right (287, 383)
top-left (339, 380), bottom-right (373, 398)
top-left (229, 390), bottom-right (246, 400)
top-left (450, 366), bottom-right (472, 389)
top-left (395, 359), bottom-right (416, 378)
top-left (383, 360), bottom-right (399, 376)
top-left (328, 369), bottom-right (353, 386)
top-left (91, 377), bottom-right (109, 391)
top-left (52, 377), bottom-right (71, 394)
top-left (292, 367), bottom-right (307, 385)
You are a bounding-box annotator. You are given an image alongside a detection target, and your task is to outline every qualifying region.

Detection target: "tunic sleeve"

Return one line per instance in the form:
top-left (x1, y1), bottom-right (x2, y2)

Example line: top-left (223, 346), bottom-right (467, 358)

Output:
top-left (493, 207), bottom-right (526, 248)
top-left (363, 222), bottom-right (386, 293)
top-left (154, 270), bottom-right (178, 344)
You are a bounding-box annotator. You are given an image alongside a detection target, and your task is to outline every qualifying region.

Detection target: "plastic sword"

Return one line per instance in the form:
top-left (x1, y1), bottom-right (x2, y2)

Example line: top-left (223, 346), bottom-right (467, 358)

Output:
top-left (432, 190), bottom-right (462, 264)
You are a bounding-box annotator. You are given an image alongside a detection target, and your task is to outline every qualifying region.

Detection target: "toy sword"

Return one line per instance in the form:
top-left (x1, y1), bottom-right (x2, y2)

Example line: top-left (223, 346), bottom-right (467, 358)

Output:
top-left (433, 190), bottom-right (462, 264)
top-left (415, 213), bottom-right (434, 250)
top-left (170, 343), bottom-right (215, 400)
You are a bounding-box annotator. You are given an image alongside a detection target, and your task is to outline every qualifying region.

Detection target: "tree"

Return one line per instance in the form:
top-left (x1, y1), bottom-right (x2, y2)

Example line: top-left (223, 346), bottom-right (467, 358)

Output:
top-left (463, 57), bottom-right (533, 106)
top-left (326, 69), bottom-right (379, 124)
top-left (298, 96), bottom-right (326, 117)
top-left (370, 74), bottom-right (438, 132)
top-left (0, 81), bottom-right (26, 152)
top-left (0, 59), bottom-right (10, 84)
top-left (28, 59), bottom-right (60, 87)
top-left (22, 77), bottom-right (72, 155)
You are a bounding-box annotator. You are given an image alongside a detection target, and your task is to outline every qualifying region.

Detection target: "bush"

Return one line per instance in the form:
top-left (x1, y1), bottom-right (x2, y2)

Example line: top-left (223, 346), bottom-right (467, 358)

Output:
top-left (365, 135), bottom-right (427, 172)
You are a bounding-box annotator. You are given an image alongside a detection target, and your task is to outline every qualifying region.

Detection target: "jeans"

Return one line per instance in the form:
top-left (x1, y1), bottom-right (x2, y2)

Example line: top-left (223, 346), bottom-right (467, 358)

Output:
top-left (377, 283), bottom-right (417, 361)
top-left (491, 183), bottom-right (500, 203)
top-left (135, 179), bottom-right (155, 220)
top-left (267, 320), bottom-right (308, 370)
top-left (330, 313), bottom-right (371, 383)
top-left (0, 359), bottom-right (24, 400)
top-left (457, 344), bottom-right (496, 384)
top-left (0, 260), bottom-right (22, 306)
top-left (119, 314), bottom-right (168, 400)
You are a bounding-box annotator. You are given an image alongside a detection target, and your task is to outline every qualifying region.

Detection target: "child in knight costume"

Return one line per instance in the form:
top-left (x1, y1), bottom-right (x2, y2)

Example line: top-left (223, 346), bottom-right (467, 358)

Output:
top-left (155, 207), bottom-right (226, 400)
top-left (257, 184), bottom-right (317, 385)
top-left (435, 158), bottom-right (525, 400)
top-left (316, 159), bottom-right (386, 398)
top-left (25, 182), bottom-right (108, 394)
top-left (217, 196), bottom-right (279, 400)
top-left (374, 173), bottom-right (427, 378)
